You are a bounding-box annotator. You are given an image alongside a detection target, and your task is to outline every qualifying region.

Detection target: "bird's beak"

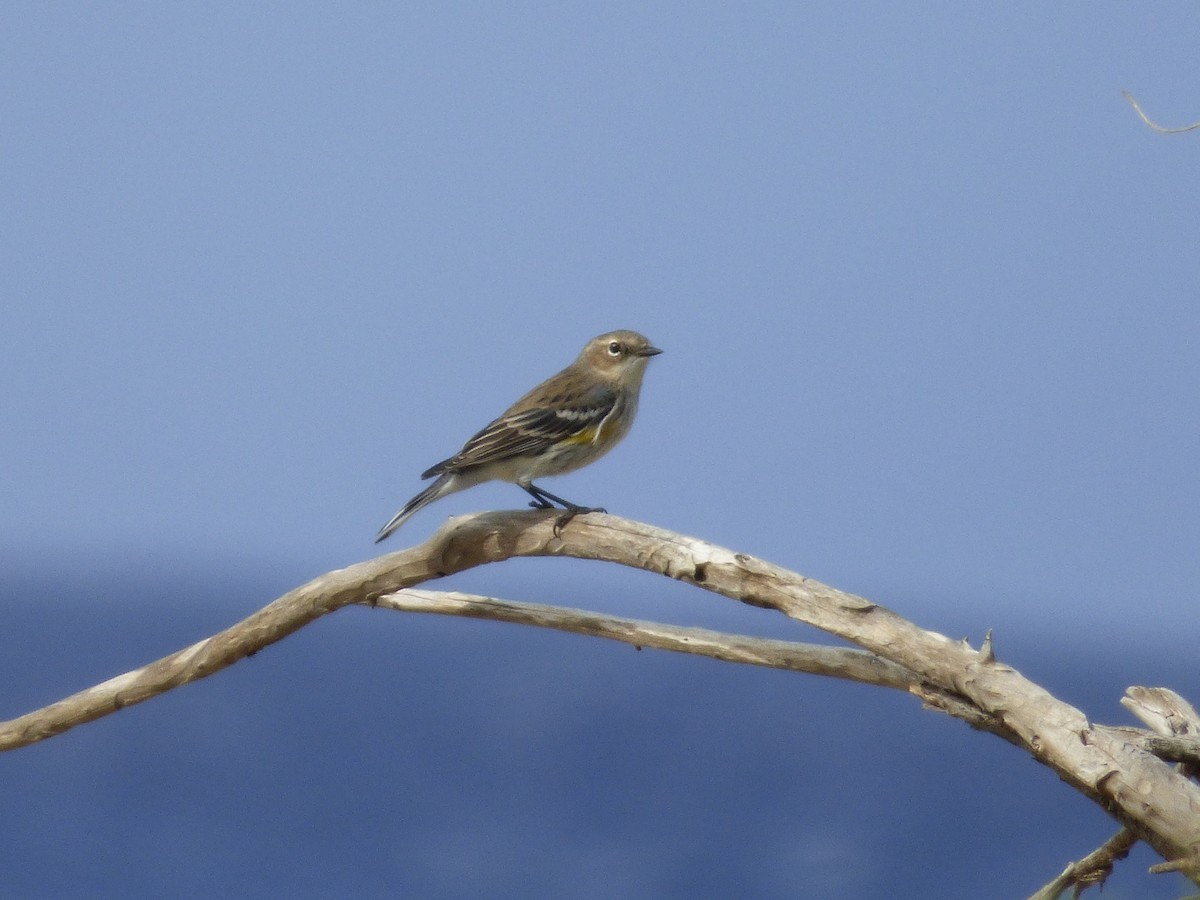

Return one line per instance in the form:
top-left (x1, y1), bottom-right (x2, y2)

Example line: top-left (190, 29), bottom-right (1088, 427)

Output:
top-left (638, 345), bottom-right (663, 357)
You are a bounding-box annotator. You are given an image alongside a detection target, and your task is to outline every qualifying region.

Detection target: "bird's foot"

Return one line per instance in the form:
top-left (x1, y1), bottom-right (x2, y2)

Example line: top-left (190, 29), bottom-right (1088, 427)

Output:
top-left (552, 504), bottom-right (606, 536)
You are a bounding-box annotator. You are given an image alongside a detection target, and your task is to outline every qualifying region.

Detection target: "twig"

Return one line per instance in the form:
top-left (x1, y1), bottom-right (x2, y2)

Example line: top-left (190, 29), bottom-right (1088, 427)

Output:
top-left (1143, 734), bottom-right (1200, 769)
top-left (1122, 91), bottom-right (1200, 134)
top-left (1028, 828), bottom-right (1137, 900)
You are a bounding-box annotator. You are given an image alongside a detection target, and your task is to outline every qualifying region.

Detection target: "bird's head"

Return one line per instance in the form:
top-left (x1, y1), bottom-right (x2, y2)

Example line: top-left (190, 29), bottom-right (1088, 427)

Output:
top-left (579, 330), bottom-right (662, 383)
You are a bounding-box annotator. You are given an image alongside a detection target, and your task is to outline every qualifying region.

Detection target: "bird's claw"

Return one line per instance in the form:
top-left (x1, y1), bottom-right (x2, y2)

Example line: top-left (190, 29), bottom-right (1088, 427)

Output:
top-left (551, 505), bottom-right (606, 536)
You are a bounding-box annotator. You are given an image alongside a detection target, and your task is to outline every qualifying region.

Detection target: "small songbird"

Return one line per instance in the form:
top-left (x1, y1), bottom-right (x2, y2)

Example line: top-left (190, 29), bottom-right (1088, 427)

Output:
top-left (374, 329), bottom-right (662, 543)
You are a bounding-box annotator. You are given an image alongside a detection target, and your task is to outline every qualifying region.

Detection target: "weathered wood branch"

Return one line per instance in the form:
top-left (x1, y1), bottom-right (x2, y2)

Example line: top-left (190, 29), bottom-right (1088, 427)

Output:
top-left (1029, 828), bottom-right (1138, 900)
top-left (2, 510), bottom-right (1197, 883)
top-left (1143, 735), bottom-right (1200, 769)
top-left (1122, 90), bottom-right (1200, 134)
top-left (373, 589), bottom-right (918, 688)
top-left (1035, 687), bottom-right (1200, 896)
top-left (1124, 687), bottom-right (1200, 742)
top-left (381, 589), bottom-right (1023, 743)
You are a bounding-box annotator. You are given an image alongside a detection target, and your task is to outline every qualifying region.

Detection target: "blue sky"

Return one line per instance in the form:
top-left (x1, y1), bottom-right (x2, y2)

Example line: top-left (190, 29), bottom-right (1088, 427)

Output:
top-left (3, 4), bottom-right (1198, 897)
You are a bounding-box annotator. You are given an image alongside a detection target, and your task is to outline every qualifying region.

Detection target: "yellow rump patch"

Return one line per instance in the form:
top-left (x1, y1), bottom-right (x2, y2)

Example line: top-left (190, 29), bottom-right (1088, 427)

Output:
top-left (561, 424), bottom-right (601, 446)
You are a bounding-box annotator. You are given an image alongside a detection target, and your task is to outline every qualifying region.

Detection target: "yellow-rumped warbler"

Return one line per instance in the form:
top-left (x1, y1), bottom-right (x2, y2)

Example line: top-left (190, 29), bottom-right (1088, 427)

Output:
top-left (374, 329), bottom-right (662, 543)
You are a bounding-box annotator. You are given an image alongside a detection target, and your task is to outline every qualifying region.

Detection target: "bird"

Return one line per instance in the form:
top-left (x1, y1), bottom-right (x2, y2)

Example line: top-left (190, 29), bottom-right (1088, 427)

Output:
top-left (374, 329), bottom-right (662, 543)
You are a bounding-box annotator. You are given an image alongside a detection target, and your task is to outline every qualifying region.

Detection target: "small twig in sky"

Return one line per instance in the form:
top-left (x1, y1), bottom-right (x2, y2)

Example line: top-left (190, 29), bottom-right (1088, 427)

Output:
top-left (1122, 91), bottom-right (1200, 134)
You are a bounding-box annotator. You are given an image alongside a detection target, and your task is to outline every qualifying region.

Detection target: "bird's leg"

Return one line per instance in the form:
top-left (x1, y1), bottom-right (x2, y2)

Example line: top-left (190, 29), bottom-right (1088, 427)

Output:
top-left (522, 483), bottom-right (603, 512)
top-left (521, 483), bottom-right (606, 534)
top-left (523, 483), bottom-right (578, 509)
top-left (522, 484), bottom-right (555, 510)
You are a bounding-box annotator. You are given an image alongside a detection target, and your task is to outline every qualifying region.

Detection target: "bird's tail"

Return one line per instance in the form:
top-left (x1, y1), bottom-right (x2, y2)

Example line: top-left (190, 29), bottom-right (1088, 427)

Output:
top-left (374, 473), bottom-right (460, 544)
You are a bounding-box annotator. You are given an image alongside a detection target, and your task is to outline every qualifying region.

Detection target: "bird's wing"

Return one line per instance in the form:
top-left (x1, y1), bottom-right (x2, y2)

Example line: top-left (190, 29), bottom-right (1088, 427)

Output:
top-left (422, 385), bottom-right (619, 477)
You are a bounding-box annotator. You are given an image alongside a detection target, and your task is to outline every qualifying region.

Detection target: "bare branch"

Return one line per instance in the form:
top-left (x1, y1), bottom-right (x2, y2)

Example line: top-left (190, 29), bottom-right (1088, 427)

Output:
top-left (1143, 735), bottom-right (1200, 769)
top-left (909, 681), bottom-right (1023, 747)
top-left (379, 590), bottom-right (1020, 742)
top-left (1123, 687), bottom-right (1200, 737)
top-left (1122, 91), bottom-right (1200, 134)
top-left (2, 509), bottom-right (1197, 882)
top-left (1028, 828), bottom-right (1137, 900)
top-left (1149, 854), bottom-right (1200, 876)
top-left (374, 588), bottom-right (918, 687)
top-left (1125, 686), bottom-right (1200, 782)
top-left (0, 537), bottom-right (444, 750)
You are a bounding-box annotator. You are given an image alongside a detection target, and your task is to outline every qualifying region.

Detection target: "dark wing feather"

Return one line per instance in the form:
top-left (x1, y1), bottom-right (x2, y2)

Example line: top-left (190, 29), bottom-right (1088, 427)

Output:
top-left (422, 385), bottom-right (619, 477)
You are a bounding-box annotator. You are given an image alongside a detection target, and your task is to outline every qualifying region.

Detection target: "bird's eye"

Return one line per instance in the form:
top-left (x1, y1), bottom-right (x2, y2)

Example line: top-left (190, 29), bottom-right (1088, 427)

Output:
top-left (607, 341), bottom-right (622, 356)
